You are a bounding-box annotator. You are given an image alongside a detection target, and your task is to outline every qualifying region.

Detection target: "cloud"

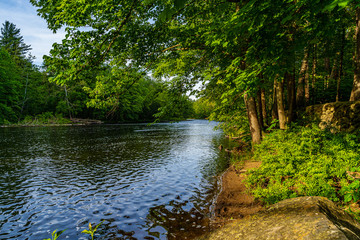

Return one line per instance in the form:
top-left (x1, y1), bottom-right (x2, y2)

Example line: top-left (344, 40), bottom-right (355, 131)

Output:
top-left (0, 1), bottom-right (65, 65)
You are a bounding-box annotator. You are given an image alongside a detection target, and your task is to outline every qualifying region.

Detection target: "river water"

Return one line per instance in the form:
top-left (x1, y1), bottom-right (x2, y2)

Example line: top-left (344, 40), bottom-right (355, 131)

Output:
top-left (0, 120), bottom-right (229, 239)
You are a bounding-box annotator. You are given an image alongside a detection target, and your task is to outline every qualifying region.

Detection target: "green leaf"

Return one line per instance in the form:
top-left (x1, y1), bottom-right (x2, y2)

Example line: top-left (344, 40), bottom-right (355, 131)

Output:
top-left (94, 220), bottom-right (105, 232)
top-left (323, 0), bottom-right (351, 11)
top-left (174, 0), bottom-right (186, 9)
top-left (55, 229), bottom-right (66, 237)
top-left (344, 193), bottom-right (353, 203)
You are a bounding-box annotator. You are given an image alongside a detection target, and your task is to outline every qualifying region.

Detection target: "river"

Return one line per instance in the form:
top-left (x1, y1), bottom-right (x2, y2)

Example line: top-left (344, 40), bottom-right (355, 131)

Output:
top-left (0, 120), bottom-right (229, 239)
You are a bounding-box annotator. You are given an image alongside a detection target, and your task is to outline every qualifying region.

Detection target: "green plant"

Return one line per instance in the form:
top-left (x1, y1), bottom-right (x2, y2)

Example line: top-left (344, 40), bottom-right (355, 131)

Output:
top-left (246, 125), bottom-right (360, 205)
top-left (342, 180), bottom-right (360, 203)
top-left (341, 166), bottom-right (360, 203)
top-left (266, 119), bottom-right (278, 132)
top-left (82, 220), bottom-right (104, 240)
top-left (43, 229), bottom-right (66, 240)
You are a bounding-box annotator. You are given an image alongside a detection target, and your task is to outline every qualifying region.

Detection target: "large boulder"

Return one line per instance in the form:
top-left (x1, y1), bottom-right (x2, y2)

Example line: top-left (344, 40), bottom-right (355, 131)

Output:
top-left (306, 101), bottom-right (360, 132)
top-left (201, 196), bottom-right (360, 240)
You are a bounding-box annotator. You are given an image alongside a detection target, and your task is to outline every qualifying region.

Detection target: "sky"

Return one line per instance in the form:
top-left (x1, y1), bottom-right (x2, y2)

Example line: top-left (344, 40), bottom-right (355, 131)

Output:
top-left (0, 0), bottom-right (65, 65)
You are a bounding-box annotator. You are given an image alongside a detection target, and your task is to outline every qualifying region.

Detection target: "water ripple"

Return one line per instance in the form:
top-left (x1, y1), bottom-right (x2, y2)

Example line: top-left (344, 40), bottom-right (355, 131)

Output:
top-left (0, 120), bottom-right (229, 239)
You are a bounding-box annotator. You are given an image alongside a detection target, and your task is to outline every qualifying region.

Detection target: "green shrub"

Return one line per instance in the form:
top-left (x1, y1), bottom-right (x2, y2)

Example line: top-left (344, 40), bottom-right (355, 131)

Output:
top-left (19, 112), bottom-right (72, 125)
top-left (246, 125), bottom-right (360, 205)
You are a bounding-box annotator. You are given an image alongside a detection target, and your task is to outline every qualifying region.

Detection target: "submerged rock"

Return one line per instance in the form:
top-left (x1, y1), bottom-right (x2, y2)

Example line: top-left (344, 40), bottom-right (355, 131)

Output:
top-left (201, 196), bottom-right (360, 240)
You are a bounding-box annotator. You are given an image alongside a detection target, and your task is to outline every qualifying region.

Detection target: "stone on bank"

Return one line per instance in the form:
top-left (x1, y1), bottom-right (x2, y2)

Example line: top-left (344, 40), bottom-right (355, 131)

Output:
top-left (200, 196), bottom-right (360, 240)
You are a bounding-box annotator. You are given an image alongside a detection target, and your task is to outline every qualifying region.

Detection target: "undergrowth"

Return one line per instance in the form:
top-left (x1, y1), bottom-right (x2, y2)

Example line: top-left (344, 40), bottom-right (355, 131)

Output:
top-left (19, 112), bottom-right (72, 125)
top-left (246, 125), bottom-right (360, 207)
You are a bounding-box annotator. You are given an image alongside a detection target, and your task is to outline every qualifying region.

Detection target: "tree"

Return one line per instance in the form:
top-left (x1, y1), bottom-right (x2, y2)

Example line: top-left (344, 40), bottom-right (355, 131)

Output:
top-left (0, 48), bottom-right (20, 123)
top-left (29, 0), bottom-right (359, 144)
top-left (351, 6), bottom-right (360, 101)
top-left (0, 21), bottom-right (32, 65)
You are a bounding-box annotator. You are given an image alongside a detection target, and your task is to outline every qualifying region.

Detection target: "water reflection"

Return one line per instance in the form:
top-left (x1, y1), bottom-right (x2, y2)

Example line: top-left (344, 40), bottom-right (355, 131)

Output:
top-left (0, 120), bottom-right (229, 239)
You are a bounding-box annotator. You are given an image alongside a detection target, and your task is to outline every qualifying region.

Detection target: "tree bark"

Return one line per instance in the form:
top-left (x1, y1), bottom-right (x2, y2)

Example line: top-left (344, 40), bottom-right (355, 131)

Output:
top-left (329, 55), bottom-right (339, 82)
top-left (304, 57), bottom-right (310, 105)
top-left (276, 78), bottom-right (286, 129)
top-left (296, 48), bottom-right (309, 108)
top-left (261, 88), bottom-right (267, 126)
top-left (256, 89), bottom-right (264, 130)
top-left (351, 8), bottom-right (360, 101)
top-left (18, 73), bottom-right (29, 121)
top-left (312, 45), bottom-right (317, 104)
top-left (286, 71), bottom-right (296, 123)
top-left (324, 57), bottom-right (331, 89)
top-left (272, 80), bottom-right (278, 121)
top-left (337, 28), bottom-right (345, 102)
top-left (64, 85), bottom-right (72, 119)
top-left (244, 93), bottom-right (261, 145)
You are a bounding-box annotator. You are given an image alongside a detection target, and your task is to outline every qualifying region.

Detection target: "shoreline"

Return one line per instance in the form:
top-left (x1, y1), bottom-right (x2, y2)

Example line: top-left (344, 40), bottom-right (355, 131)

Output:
top-left (0, 118), bottom-right (206, 128)
top-left (209, 160), bottom-right (263, 229)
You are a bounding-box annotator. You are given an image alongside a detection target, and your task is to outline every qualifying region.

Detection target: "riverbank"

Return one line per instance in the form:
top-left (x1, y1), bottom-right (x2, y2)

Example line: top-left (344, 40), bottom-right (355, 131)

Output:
top-left (211, 159), bottom-right (263, 228)
top-left (0, 118), bottom-right (103, 127)
top-left (202, 124), bottom-right (360, 239)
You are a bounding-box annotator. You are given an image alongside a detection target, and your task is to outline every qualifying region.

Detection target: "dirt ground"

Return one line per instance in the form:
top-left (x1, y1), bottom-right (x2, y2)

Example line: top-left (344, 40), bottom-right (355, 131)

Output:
top-left (211, 160), bottom-right (263, 227)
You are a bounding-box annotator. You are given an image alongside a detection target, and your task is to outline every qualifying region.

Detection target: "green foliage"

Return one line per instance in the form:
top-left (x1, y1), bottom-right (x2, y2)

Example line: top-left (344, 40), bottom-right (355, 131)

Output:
top-left (266, 119), bottom-right (279, 132)
top-left (43, 229), bottom-right (66, 240)
top-left (247, 125), bottom-right (360, 205)
top-left (27, 0), bottom-right (360, 142)
top-left (43, 221), bottom-right (104, 240)
top-left (18, 112), bottom-right (72, 125)
top-left (82, 220), bottom-right (104, 240)
top-left (154, 93), bottom-right (194, 121)
top-left (0, 21), bottom-right (32, 64)
top-left (342, 179), bottom-right (360, 203)
top-left (193, 98), bottom-right (215, 119)
top-left (341, 166), bottom-right (360, 203)
top-left (83, 66), bottom-right (193, 122)
top-left (0, 47), bottom-right (20, 124)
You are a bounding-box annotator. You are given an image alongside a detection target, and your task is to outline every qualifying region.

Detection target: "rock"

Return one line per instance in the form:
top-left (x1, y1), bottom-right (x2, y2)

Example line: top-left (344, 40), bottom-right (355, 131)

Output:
top-left (306, 101), bottom-right (360, 132)
top-left (201, 196), bottom-right (360, 240)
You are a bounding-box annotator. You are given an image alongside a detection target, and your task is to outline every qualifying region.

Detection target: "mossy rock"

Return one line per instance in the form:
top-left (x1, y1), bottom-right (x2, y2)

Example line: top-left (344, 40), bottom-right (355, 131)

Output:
top-left (306, 101), bottom-right (360, 133)
top-left (200, 197), bottom-right (360, 240)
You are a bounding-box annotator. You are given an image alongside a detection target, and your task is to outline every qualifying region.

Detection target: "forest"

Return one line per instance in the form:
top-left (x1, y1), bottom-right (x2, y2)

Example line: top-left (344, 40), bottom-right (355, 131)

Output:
top-left (2, 0), bottom-right (360, 226)
top-left (0, 21), bottom-right (197, 125)
top-left (25, 0), bottom-right (360, 141)
top-left (1, 0), bottom-right (358, 134)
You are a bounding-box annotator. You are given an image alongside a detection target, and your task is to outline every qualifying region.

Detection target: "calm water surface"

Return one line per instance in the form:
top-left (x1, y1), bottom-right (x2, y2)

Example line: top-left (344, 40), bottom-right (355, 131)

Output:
top-left (0, 120), bottom-right (229, 239)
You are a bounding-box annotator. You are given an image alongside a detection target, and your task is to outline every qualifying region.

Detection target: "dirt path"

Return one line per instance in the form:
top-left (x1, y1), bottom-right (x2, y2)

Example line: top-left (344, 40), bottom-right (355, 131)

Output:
top-left (212, 160), bottom-right (263, 227)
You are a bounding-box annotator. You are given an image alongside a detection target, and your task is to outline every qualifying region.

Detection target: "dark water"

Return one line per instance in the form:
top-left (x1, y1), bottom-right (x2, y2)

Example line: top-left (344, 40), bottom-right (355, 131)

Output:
top-left (0, 120), bottom-right (229, 240)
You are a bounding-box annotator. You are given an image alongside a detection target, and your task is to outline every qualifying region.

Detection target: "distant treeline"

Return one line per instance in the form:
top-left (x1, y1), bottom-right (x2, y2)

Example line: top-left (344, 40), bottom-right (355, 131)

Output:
top-left (0, 21), bottom-right (213, 124)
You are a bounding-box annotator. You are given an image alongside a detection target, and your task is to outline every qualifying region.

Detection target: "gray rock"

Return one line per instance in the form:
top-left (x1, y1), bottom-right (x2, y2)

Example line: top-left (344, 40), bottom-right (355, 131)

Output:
top-left (200, 196), bottom-right (360, 240)
top-left (306, 101), bottom-right (360, 132)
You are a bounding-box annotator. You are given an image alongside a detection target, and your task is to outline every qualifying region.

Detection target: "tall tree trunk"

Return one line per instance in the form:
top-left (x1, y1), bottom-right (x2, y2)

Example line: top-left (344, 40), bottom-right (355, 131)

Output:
top-left (329, 56), bottom-right (339, 81)
top-left (286, 71), bottom-right (296, 123)
top-left (337, 28), bottom-right (345, 102)
top-left (324, 57), bottom-right (331, 89)
top-left (351, 8), bottom-right (360, 101)
top-left (312, 45), bottom-right (317, 104)
top-left (261, 88), bottom-right (267, 126)
top-left (256, 89), bottom-right (264, 130)
top-left (272, 80), bottom-right (278, 121)
top-left (275, 77), bottom-right (286, 129)
top-left (64, 85), bottom-right (72, 119)
top-left (296, 48), bottom-right (309, 108)
top-left (329, 52), bottom-right (339, 94)
top-left (244, 93), bottom-right (261, 145)
top-left (304, 58), bottom-right (310, 105)
top-left (18, 73), bottom-right (29, 121)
